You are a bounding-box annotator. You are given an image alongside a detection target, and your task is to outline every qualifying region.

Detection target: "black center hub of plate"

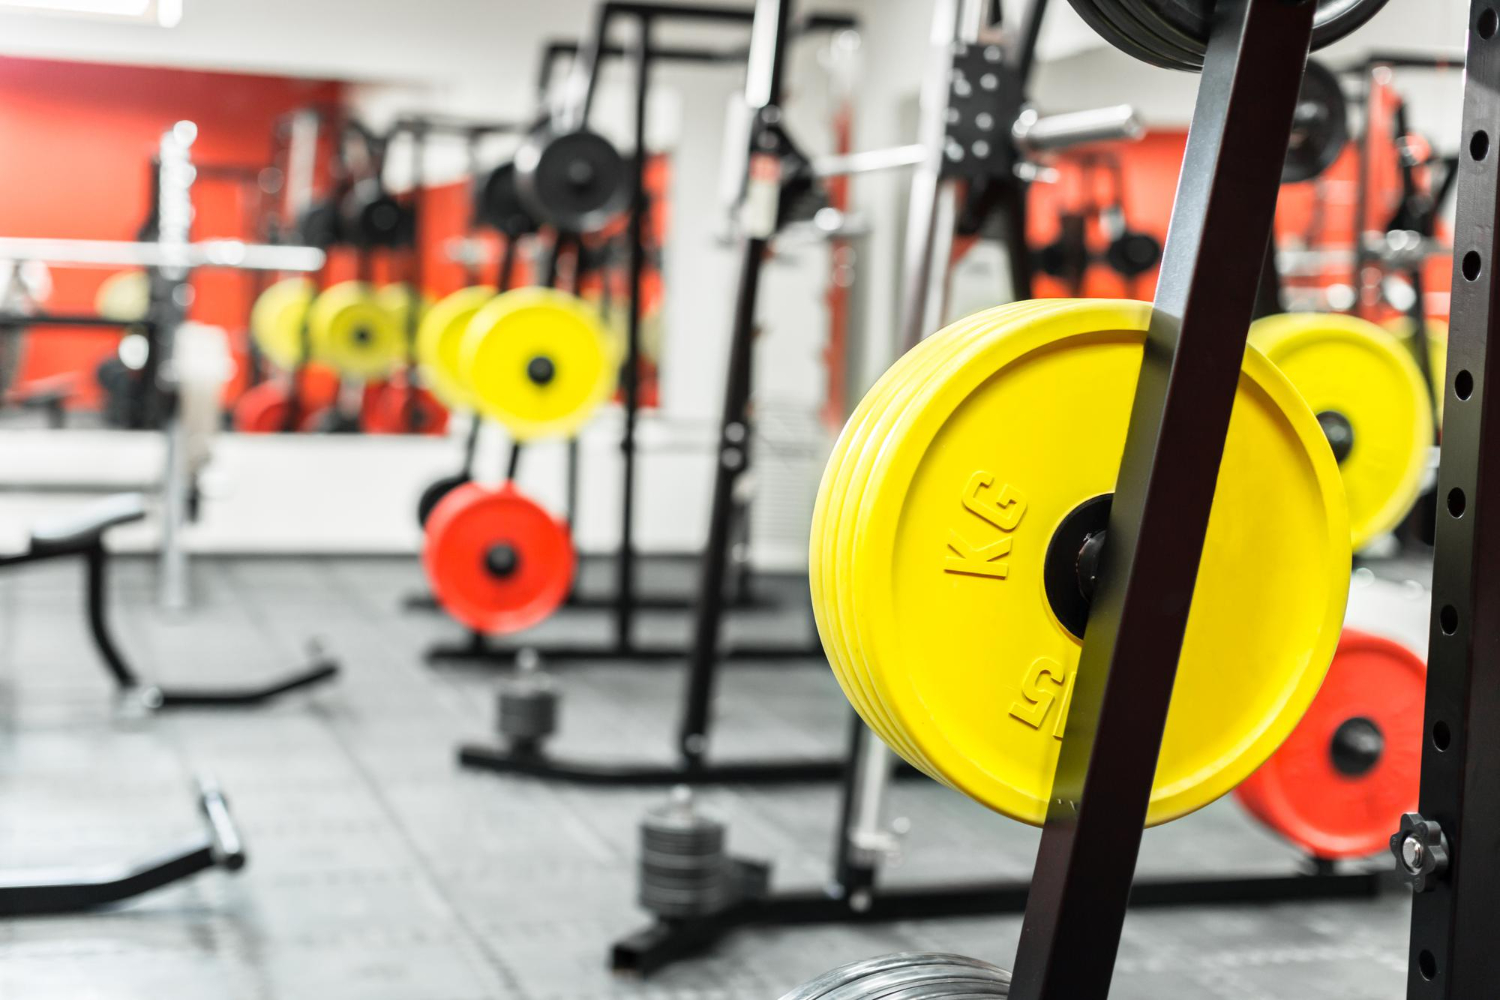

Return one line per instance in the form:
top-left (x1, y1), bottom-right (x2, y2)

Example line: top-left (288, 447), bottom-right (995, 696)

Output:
top-left (527, 355), bottom-right (557, 386)
top-left (1044, 493), bottom-right (1113, 641)
top-left (1330, 716), bottom-right (1383, 777)
top-left (1316, 410), bottom-right (1355, 464)
top-left (484, 543), bottom-right (521, 578)
top-left (352, 325), bottom-right (373, 346)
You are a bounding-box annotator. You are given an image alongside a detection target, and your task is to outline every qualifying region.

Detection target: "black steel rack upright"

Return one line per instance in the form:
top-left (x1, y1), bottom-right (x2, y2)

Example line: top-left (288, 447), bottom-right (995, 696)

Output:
top-left (606, 0), bottom-right (1385, 976)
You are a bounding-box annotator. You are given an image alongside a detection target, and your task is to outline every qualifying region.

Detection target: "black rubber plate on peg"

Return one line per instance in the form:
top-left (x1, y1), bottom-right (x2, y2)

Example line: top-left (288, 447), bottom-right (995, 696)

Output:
top-left (1066, 0), bottom-right (1391, 71)
top-left (1282, 59), bottom-right (1349, 184)
top-left (417, 473), bottom-right (470, 528)
top-left (474, 162), bottom-right (539, 237)
top-left (516, 128), bottom-right (628, 234)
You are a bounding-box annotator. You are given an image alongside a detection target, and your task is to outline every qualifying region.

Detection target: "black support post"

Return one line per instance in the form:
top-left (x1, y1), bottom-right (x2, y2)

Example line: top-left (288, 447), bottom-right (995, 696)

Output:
top-left (1404, 5), bottom-right (1500, 997)
top-left (1008, 2), bottom-right (1316, 998)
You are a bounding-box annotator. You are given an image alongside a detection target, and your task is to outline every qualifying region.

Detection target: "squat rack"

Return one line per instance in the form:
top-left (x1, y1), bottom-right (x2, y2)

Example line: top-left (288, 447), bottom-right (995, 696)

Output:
top-left (427, 1), bottom-right (858, 667)
top-left (990, 1), bottom-right (1498, 998)
top-left (608, 0), bottom-right (1382, 976)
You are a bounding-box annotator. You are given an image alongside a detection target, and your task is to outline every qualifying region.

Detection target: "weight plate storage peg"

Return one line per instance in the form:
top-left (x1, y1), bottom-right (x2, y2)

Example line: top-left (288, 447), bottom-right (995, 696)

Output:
top-left (809, 298), bottom-right (1351, 826)
top-left (1064, 0), bottom-right (1389, 72)
top-left (422, 482), bottom-right (575, 634)
top-left (417, 285), bottom-right (495, 409)
top-left (307, 281), bottom-right (405, 380)
top-left (250, 278), bottom-right (315, 371)
top-left (1236, 629), bottom-right (1424, 859)
top-left (1282, 59), bottom-right (1349, 184)
top-left (514, 127), bottom-right (629, 234)
top-left (778, 953), bottom-right (1012, 1000)
top-left (461, 287), bottom-right (619, 441)
top-left (638, 789), bottom-right (733, 920)
top-left (1250, 312), bottom-right (1433, 551)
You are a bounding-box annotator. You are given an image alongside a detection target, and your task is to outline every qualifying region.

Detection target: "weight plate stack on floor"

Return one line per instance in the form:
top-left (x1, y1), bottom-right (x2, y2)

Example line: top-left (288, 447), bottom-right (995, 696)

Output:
top-left (308, 281), bottom-right (404, 380)
top-left (1064, 0), bottom-right (1390, 71)
top-left (422, 482), bottom-right (575, 634)
top-left (778, 953), bottom-right (1012, 1000)
top-left (250, 278), bottom-right (315, 371)
top-left (460, 287), bottom-right (618, 441)
top-left (1236, 628), bottom-right (1424, 859)
top-left (808, 298), bottom-right (1351, 825)
top-left (637, 791), bottom-right (733, 920)
top-left (1250, 312), bottom-right (1433, 550)
top-left (417, 285), bottom-right (495, 409)
top-left (496, 658), bottom-right (558, 747)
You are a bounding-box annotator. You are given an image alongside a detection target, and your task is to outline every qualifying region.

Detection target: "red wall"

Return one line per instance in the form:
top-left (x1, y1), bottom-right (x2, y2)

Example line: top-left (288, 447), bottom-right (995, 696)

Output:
top-left (1023, 127), bottom-right (1452, 318)
top-left (0, 56), bottom-right (341, 406)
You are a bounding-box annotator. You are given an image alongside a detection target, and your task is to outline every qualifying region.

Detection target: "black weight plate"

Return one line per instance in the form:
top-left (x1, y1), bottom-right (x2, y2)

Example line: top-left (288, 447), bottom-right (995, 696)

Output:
top-left (514, 127), bottom-right (629, 234)
top-left (1067, 0), bottom-right (1390, 71)
top-left (1105, 230), bottom-right (1163, 278)
top-left (342, 181), bottom-right (413, 249)
top-left (474, 162), bottom-right (540, 237)
top-left (296, 197), bottom-right (344, 249)
top-left (417, 473), bottom-right (470, 528)
top-left (1282, 58), bottom-right (1349, 184)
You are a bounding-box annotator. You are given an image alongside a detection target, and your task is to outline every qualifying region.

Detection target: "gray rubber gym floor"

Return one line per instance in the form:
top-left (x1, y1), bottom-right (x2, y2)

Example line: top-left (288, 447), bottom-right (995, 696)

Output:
top-left (0, 554), bottom-right (1412, 999)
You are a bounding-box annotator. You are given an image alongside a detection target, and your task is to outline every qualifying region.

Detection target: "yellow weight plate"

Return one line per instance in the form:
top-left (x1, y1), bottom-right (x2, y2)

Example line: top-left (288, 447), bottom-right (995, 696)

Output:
top-left (1385, 316), bottom-right (1447, 420)
top-left (461, 287), bottom-right (619, 441)
top-left (417, 286), bottom-right (495, 410)
top-left (818, 301), bottom-right (1074, 767)
top-left (817, 307), bottom-right (1003, 764)
top-left (95, 270), bottom-right (150, 323)
top-left (250, 278), bottom-right (315, 371)
top-left (378, 282), bottom-right (432, 330)
top-left (845, 300), bottom-right (1094, 768)
top-left (1251, 312), bottom-right (1432, 551)
top-left (816, 299), bottom-right (1349, 826)
top-left (308, 280), bottom-right (405, 380)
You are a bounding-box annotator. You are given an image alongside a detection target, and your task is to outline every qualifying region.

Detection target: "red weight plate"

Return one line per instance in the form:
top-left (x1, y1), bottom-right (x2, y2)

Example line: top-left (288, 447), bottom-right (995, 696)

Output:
top-left (361, 380), bottom-right (450, 436)
top-left (1235, 629), bottom-right (1424, 859)
top-left (233, 381), bottom-right (293, 433)
top-left (422, 482), bottom-right (575, 634)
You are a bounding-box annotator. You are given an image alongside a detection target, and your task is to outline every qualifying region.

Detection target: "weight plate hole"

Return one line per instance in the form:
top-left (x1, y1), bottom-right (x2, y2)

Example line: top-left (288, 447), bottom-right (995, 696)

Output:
top-left (1419, 950), bottom-right (1438, 981)
top-left (1473, 131), bottom-right (1491, 161)
top-left (1482, 8), bottom-right (1499, 38)
top-left (1433, 720), bottom-right (1452, 752)
top-left (1456, 369), bottom-right (1474, 400)
top-left (1448, 488), bottom-right (1467, 518)
top-left (1440, 604), bottom-right (1459, 635)
top-left (1463, 251), bottom-right (1483, 281)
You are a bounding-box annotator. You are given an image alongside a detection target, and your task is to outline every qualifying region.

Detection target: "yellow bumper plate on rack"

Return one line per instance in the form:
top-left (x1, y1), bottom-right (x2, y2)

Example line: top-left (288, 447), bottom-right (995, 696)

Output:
top-left (308, 280), bottom-right (404, 380)
top-left (810, 298), bottom-right (1351, 827)
top-left (418, 285), bottom-right (494, 410)
top-left (461, 287), bottom-right (618, 441)
top-left (95, 269), bottom-right (150, 323)
top-left (250, 278), bottom-right (314, 371)
top-left (1251, 312), bottom-right (1432, 550)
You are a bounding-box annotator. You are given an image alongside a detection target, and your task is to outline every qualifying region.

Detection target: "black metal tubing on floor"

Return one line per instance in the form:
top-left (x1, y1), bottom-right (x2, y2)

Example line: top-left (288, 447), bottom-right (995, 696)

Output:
top-left (610, 867), bottom-right (1386, 976)
top-left (0, 782), bottom-right (246, 917)
top-left (456, 744), bottom-right (927, 787)
top-left (426, 635), bottom-right (823, 666)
